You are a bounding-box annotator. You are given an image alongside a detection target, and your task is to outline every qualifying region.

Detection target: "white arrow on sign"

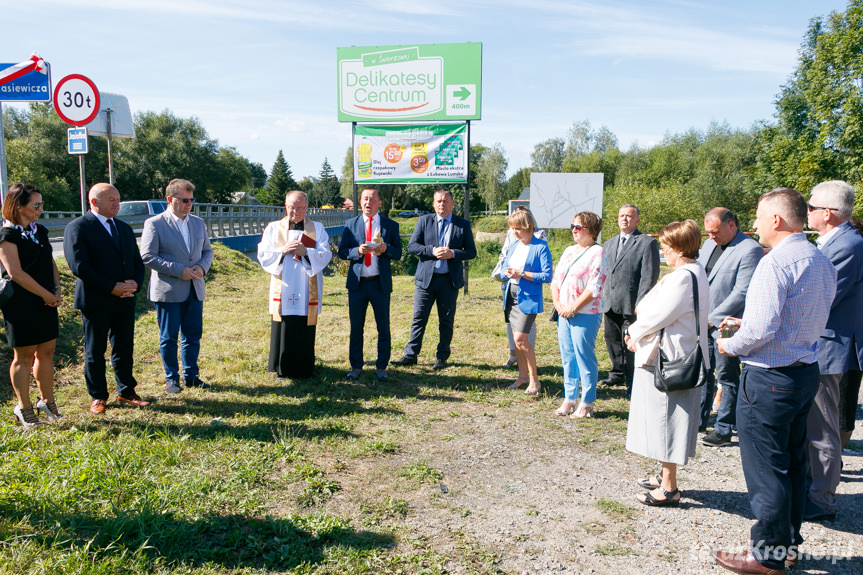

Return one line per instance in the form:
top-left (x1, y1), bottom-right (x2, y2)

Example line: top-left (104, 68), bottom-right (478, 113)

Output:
top-left (53, 74), bottom-right (100, 126)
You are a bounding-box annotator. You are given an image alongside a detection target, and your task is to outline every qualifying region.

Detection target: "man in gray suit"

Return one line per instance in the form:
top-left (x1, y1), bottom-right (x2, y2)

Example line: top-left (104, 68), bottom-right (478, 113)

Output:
top-left (601, 204), bottom-right (659, 396)
top-left (697, 208), bottom-right (763, 446)
top-left (141, 179), bottom-right (214, 393)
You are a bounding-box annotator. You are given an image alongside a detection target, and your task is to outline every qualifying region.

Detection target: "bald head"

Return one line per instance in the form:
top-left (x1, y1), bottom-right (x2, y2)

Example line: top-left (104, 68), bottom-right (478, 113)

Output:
top-left (89, 183), bottom-right (121, 219)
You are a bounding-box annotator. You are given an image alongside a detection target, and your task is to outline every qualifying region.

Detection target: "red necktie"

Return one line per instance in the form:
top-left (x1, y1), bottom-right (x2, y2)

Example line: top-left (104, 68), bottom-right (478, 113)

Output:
top-left (364, 217), bottom-right (372, 267)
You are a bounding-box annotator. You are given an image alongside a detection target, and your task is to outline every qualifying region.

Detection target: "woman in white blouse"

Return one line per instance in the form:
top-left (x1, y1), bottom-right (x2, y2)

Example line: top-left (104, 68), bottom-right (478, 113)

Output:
top-left (624, 220), bottom-right (709, 507)
top-left (550, 211), bottom-right (607, 418)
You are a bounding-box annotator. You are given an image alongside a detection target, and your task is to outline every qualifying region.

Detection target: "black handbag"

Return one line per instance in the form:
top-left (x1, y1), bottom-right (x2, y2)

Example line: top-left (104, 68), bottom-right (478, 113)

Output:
top-left (0, 277), bottom-right (13, 307)
top-left (653, 269), bottom-right (707, 393)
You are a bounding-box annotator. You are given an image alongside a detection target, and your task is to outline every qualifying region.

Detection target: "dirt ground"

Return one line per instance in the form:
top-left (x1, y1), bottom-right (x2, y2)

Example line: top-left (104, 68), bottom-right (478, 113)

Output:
top-left (334, 386), bottom-right (863, 575)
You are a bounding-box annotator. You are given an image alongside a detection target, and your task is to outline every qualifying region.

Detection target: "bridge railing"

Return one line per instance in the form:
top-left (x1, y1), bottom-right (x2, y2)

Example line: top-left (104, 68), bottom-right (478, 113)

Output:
top-left (40, 205), bottom-right (353, 240)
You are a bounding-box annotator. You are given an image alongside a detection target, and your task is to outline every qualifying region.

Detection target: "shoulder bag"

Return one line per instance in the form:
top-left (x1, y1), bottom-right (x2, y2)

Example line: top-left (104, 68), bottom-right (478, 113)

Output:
top-left (653, 269), bottom-right (708, 392)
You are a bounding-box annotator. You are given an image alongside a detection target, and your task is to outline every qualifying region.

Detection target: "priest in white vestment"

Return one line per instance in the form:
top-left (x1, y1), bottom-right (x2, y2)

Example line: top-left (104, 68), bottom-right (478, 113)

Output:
top-left (257, 191), bottom-right (332, 378)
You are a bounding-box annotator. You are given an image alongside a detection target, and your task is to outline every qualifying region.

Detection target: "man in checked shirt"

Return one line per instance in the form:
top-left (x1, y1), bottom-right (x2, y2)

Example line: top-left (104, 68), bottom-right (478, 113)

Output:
top-left (712, 188), bottom-right (836, 575)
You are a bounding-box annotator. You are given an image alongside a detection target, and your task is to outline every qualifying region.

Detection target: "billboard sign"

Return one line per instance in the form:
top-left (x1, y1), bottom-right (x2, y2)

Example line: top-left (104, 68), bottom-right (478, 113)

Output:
top-left (354, 123), bottom-right (467, 184)
top-left (337, 43), bottom-right (481, 122)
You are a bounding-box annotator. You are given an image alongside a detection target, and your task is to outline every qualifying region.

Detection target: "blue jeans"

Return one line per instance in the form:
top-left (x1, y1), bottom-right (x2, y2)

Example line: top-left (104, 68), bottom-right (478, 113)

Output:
top-left (738, 362), bottom-right (819, 571)
top-left (703, 328), bottom-right (742, 434)
top-left (558, 313), bottom-right (602, 403)
top-left (155, 290), bottom-right (204, 383)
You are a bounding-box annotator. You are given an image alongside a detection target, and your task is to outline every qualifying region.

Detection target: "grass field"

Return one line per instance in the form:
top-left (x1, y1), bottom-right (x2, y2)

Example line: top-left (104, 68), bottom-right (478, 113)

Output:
top-left (0, 241), bottom-right (629, 574)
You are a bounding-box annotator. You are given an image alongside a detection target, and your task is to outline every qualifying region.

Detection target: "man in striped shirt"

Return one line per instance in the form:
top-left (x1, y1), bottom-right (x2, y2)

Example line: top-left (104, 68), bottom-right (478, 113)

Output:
top-left (712, 188), bottom-right (836, 575)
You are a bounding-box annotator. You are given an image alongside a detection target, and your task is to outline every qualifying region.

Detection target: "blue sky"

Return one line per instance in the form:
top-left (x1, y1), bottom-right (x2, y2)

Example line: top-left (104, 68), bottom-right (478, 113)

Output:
top-left (1, 0), bottom-right (849, 182)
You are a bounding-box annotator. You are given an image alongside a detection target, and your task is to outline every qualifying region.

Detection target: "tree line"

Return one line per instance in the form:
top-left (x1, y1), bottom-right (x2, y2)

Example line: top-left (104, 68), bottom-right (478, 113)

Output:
top-left (3, 1), bottom-right (860, 225)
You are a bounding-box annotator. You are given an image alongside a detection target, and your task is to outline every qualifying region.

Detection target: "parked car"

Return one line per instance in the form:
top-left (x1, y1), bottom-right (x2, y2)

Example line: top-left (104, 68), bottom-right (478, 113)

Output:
top-left (397, 211), bottom-right (416, 218)
top-left (397, 209), bottom-right (430, 218)
top-left (117, 200), bottom-right (167, 218)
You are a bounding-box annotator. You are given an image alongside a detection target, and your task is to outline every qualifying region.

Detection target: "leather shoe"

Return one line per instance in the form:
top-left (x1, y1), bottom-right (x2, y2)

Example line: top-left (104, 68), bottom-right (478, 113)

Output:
top-left (804, 498), bottom-right (836, 521)
top-left (185, 378), bottom-right (211, 389)
top-left (375, 369), bottom-right (388, 381)
top-left (116, 392), bottom-right (151, 407)
top-left (713, 550), bottom-right (785, 574)
top-left (391, 356), bottom-right (417, 366)
top-left (345, 369), bottom-right (362, 381)
top-left (90, 399), bottom-right (107, 414)
top-left (165, 381), bottom-right (182, 394)
top-left (600, 376), bottom-right (625, 386)
top-left (433, 359), bottom-right (447, 370)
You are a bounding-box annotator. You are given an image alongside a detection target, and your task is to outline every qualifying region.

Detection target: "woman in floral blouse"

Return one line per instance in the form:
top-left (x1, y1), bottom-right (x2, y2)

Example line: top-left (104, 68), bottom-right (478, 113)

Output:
top-left (551, 211), bottom-right (608, 418)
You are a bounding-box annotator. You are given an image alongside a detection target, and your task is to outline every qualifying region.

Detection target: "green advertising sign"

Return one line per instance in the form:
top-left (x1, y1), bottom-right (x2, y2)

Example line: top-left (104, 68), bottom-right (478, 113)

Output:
top-left (337, 42), bottom-right (481, 122)
top-left (354, 124), bottom-right (467, 184)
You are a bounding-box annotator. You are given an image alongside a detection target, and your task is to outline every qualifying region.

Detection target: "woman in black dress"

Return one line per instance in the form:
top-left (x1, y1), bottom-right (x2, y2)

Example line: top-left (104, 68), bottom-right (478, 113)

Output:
top-left (0, 183), bottom-right (63, 428)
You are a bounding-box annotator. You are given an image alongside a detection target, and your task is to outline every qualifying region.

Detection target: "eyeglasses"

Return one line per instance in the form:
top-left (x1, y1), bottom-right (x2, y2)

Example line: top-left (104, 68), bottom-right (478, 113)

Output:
top-left (30, 202), bottom-right (43, 209)
top-left (570, 224), bottom-right (585, 231)
top-left (659, 245), bottom-right (671, 252)
top-left (175, 198), bottom-right (195, 204)
top-left (807, 203), bottom-right (836, 212)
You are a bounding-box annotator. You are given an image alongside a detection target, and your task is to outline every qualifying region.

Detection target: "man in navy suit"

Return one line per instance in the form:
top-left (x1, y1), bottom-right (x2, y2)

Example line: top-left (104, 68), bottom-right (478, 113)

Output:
top-left (804, 180), bottom-right (863, 521)
top-left (64, 183), bottom-right (148, 414)
top-left (392, 188), bottom-right (476, 370)
top-left (698, 208), bottom-right (764, 446)
top-left (338, 187), bottom-right (402, 381)
top-left (141, 179), bottom-right (214, 394)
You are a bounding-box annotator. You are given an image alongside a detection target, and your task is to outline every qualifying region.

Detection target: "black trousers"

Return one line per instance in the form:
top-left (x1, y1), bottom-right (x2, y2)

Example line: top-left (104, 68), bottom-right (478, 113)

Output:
top-left (603, 310), bottom-right (635, 392)
top-left (403, 275), bottom-right (458, 361)
top-left (81, 306), bottom-right (137, 400)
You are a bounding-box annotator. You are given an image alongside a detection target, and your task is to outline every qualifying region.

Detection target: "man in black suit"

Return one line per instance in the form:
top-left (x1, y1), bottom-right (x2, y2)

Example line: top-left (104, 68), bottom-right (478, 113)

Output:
top-left (338, 187), bottom-right (402, 381)
top-left (64, 183), bottom-right (148, 414)
top-left (392, 188), bottom-right (476, 370)
top-left (601, 204), bottom-right (660, 396)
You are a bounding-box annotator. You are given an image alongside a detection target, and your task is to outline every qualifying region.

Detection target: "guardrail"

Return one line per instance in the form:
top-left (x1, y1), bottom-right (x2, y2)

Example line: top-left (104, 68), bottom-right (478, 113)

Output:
top-left (40, 205), bottom-right (353, 240)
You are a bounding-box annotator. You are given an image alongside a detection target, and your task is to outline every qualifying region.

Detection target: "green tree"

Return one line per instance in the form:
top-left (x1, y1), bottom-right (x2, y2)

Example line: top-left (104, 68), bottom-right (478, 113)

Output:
top-left (3, 103), bottom-right (109, 210)
top-left (258, 150), bottom-right (296, 205)
top-left (212, 146), bottom-right (252, 203)
top-left (314, 157), bottom-right (340, 207)
top-left (531, 138), bottom-right (564, 172)
top-left (113, 110), bottom-right (221, 200)
top-left (248, 161), bottom-right (267, 190)
top-left (476, 143), bottom-right (508, 211)
top-left (340, 147), bottom-right (354, 198)
top-left (755, 0), bottom-right (863, 191)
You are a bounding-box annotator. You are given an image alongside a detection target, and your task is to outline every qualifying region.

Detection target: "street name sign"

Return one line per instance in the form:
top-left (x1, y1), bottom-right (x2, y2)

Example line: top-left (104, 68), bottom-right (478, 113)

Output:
top-left (0, 53), bottom-right (51, 102)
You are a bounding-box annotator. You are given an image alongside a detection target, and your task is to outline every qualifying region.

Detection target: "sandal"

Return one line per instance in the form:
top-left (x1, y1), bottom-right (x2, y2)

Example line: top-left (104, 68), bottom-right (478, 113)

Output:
top-left (507, 378), bottom-right (529, 390)
top-left (638, 474), bottom-right (663, 490)
top-left (637, 486), bottom-right (680, 507)
top-left (525, 381), bottom-right (541, 395)
top-left (555, 401), bottom-right (577, 416)
top-left (571, 402), bottom-right (594, 418)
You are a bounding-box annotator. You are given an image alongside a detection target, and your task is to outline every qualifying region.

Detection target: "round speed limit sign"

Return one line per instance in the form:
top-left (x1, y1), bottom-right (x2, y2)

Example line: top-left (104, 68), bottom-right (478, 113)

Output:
top-left (53, 74), bottom-right (100, 126)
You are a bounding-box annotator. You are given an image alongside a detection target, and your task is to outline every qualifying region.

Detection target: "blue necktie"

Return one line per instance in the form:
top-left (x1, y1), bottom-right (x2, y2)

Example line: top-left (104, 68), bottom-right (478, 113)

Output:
top-left (107, 219), bottom-right (120, 248)
top-left (435, 218), bottom-right (448, 271)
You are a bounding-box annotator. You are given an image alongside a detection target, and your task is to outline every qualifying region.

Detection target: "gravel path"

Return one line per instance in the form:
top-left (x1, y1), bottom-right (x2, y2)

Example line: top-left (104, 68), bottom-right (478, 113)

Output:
top-left (394, 393), bottom-right (863, 574)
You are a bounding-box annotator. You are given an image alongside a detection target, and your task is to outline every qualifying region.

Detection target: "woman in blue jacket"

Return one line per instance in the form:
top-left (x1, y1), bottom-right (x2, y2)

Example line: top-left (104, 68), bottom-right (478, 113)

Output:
top-left (502, 208), bottom-right (553, 395)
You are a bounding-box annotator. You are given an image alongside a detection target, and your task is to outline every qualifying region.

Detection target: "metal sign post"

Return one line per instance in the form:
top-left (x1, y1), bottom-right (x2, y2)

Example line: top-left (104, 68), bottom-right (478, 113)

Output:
top-left (0, 101), bottom-right (7, 199)
top-left (53, 74), bottom-right (100, 215)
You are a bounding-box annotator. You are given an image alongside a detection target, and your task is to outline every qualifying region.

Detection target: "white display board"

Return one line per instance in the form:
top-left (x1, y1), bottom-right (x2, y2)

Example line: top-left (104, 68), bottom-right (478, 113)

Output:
top-left (529, 173), bottom-right (604, 229)
top-left (84, 92), bottom-right (135, 138)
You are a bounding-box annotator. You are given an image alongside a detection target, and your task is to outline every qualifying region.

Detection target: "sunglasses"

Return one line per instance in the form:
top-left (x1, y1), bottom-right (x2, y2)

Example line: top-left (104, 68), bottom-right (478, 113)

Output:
top-left (30, 202), bottom-right (43, 209)
top-left (175, 198), bottom-right (196, 204)
top-left (570, 224), bottom-right (585, 231)
top-left (807, 203), bottom-right (835, 212)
